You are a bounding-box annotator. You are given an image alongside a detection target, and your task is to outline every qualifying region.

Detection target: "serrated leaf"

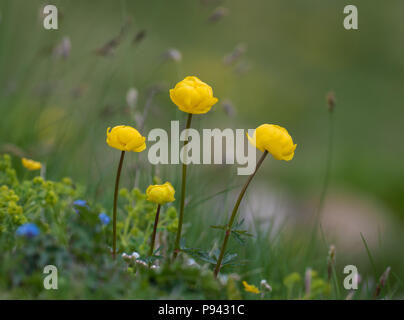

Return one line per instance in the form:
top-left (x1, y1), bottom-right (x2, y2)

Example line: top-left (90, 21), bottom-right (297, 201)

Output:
top-left (212, 248), bottom-right (221, 260)
top-left (153, 245), bottom-right (162, 255)
top-left (222, 253), bottom-right (237, 265)
top-left (233, 218), bottom-right (245, 229)
top-left (198, 255), bottom-right (217, 265)
top-left (195, 250), bottom-right (217, 264)
top-left (231, 231), bottom-right (246, 245)
top-left (182, 248), bottom-right (218, 265)
top-left (232, 229), bottom-right (253, 237)
top-left (210, 224), bottom-right (226, 230)
top-left (225, 258), bottom-right (248, 267)
top-left (179, 237), bottom-right (186, 250)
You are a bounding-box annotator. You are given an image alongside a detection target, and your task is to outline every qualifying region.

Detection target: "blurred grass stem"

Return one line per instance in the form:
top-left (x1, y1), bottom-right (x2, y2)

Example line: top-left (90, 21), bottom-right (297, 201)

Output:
top-left (318, 111), bottom-right (334, 217)
top-left (308, 108), bottom-right (335, 252)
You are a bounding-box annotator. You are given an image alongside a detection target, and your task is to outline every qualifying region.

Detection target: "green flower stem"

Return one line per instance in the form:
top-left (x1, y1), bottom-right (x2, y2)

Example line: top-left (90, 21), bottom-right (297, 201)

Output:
top-left (149, 204), bottom-right (161, 257)
top-left (213, 150), bottom-right (268, 278)
top-left (307, 109), bottom-right (335, 254)
top-left (317, 110), bottom-right (334, 218)
top-left (112, 150), bottom-right (125, 259)
top-left (173, 113), bottom-right (193, 259)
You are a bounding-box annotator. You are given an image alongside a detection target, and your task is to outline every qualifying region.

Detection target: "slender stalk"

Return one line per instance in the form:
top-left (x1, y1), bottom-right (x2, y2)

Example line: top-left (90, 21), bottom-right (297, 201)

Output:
top-left (149, 204), bottom-right (161, 257)
top-left (307, 109), bottom-right (335, 253)
top-left (213, 151), bottom-right (268, 277)
top-left (112, 151), bottom-right (125, 259)
top-left (317, 111), bottom-right (334, 218)
top-left (173, 113), bottom-right (193, 259)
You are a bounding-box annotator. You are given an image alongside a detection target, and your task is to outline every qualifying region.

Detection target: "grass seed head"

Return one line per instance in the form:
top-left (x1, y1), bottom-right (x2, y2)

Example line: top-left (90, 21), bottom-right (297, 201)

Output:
top-left (326, 91), bottom-right (336, 113)
top-left (208, 7), bottom-right (229, 23)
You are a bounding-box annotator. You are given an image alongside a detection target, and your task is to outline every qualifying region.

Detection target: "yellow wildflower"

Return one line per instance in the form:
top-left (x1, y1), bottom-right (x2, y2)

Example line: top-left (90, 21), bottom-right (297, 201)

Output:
top-left (283, 272), bottom-right (302, 288)
top-left (146, 182), bottom-right (175, 205)
top-left (242, 281), bottom-right (260, 294)
top-left (106, 125), bottom-right (146, 152)
top-left (170, 76), bottom-right (218, 114)
top-left (247, 124), bottom-right (296, 161)
top-left (21, 158), bottom-right (42, 171)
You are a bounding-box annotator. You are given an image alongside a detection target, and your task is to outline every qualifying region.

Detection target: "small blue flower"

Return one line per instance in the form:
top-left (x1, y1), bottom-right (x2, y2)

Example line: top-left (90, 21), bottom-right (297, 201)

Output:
top-left (16, 223), bottom-right (40, 238)
top-left (73, 199), bottom-right (87, 207)
top-left (98, 212), bottom-right (111, 225)
top-left (73, 199), bottom-right (89, 213)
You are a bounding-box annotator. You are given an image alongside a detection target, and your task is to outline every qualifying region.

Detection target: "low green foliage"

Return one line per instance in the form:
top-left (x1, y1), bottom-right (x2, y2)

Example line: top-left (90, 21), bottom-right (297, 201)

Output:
top-left (117, 184), bottom-right (178, 256)
top-left (0, 153), bottom-right (400, 299)
top-left (0, 154), bottom-right (80, 245)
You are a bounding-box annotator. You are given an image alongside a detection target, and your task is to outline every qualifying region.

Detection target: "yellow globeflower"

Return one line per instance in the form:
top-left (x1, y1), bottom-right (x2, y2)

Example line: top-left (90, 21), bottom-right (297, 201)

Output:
top-left (247, 124), bottom-right (297, 161)
top-left (170, 76), bottom-right (218, 114)
top-left (146, 182), bottom-right (175, 205)
top-left (242, 281), bottom-right (260, 294)
top-left (106, 125), bottom-right (146, 152)
top-left (107, 125), bottom-right (146, 259)
top-left (21, 158), bottom-right (42, 171)
top-left (146, 182), bottom-right (175, 257)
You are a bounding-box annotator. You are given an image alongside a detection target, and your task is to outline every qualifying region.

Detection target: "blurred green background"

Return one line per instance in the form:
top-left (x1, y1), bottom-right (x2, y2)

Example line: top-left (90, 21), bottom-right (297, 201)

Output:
top-left (1, 0), bottom-right (404, 283)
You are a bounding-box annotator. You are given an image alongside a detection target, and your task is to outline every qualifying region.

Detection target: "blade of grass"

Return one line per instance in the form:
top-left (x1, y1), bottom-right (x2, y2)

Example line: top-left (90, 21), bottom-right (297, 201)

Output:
top-left (188, 184), bottom-right (241, 209)
top-left (360, 232), bottom-right (377, 278)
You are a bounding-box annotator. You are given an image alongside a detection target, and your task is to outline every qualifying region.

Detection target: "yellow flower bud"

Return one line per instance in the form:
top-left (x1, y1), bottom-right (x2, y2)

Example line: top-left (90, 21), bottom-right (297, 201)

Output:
top-left (21, 158), bottom-right (42, 171)
top-left (146, 182), bottom-right (175, 205)
top-left (106, 125), bottom-right (146, 152)
top-left (242, 281), bottom-right (260, 294)
top-left (247, 124), bottom-right (297, 161)
top-left (170, 76), bottom-right (218, 114)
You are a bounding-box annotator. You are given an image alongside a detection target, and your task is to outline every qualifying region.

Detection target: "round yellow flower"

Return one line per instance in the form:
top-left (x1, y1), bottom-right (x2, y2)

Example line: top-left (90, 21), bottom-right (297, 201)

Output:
top-left (247, 124), bottom-right (296, 161)
top-left (106, 125), bottom-right (146, 152)
top-left (146, 182), bottom-right (175, 205)
top-left (170, 76), bottom-right (218, 114)
top-left (21, 158), bottom-right (42, 171)
top-left (242, 281), bottom-right (260, 294)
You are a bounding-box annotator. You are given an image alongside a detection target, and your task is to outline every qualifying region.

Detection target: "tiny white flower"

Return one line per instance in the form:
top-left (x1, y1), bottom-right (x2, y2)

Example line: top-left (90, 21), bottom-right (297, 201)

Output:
top-left (135, 260), bottom-right (147, 267)
top-left (126, 88), bottom-right (138, 109)
top-left (53, 37), bottom-right (71, 59)
top-left (260, 279), bottom-right (272, 292)
top-left (131, 252), bottom-right (140, 259)
top-left (218, 274), bottom-right (229, 285)
top-left (163, 48), bottom-right (182, 62)
top-left (134, 112), bottom-right (144, 128)
top-left (187, 258), bottom-right (197, 266)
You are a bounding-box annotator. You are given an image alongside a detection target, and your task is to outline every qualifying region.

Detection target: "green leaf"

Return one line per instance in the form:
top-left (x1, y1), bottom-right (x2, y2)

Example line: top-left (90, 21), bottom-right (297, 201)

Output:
top-left (210, 224), bottom-right (226, 230)
top-left (212, 248), bottom-right (221, 260)
top-left (232, 229), bottom-right (253, 237)
top-left (179, 237), bottom-right (187, 250)
top-left (233, 218), bottom-right (245, 229)
top-left (182, 247), bottom-right (218, 265)
top-left (231, 231), bottom-right (246, 245)
top-left (222, 253), bottom-right (237, 265)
